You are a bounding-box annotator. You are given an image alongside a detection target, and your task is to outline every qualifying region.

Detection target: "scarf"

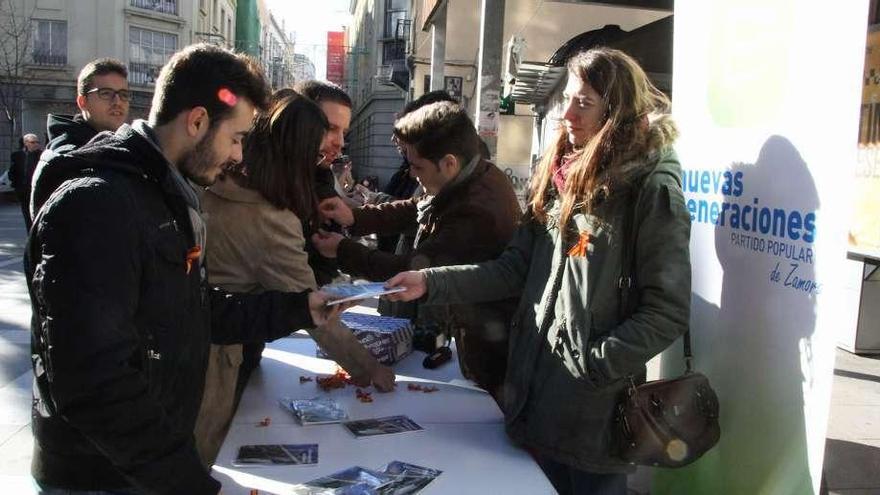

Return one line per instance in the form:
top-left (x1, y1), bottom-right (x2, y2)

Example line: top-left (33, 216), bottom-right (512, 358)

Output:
top-left (413, 154), bottom-right (481, 246)
top-left (132, 120), bottom-right (206, 277)
top-left (551, 148), bottom-right (582, 193)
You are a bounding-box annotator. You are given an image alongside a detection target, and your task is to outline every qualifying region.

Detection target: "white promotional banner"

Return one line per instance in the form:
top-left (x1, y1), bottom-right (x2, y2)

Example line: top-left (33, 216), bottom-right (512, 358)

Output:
top-left (653, 1), bottom-right (868, 494)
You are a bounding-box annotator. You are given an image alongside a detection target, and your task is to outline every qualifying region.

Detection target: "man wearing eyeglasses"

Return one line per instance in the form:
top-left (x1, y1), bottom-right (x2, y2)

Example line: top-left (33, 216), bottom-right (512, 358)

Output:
top-left (46, 58), bottom-right (130, 153)
top-left (32, 58), bottom-right (130, 220)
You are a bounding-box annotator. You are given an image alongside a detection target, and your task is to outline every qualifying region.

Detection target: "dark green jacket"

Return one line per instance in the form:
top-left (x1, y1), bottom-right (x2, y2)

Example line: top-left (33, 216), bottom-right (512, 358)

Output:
top-left (423, 145), bottom-right (691, 472)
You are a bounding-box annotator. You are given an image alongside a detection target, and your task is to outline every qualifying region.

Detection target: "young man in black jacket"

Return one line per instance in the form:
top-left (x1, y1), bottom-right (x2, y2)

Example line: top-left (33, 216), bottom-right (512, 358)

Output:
top-left (27, 43), bottom-right (340, 495)
top-left (32, 58), bottom-right (131, 220)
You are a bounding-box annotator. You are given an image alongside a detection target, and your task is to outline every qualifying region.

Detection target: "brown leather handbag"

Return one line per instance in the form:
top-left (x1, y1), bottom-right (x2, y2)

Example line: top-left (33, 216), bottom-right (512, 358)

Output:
top-left (613, 174), bottom-right (721, 467)
top-left (614, 333), bottom-right (721, 467)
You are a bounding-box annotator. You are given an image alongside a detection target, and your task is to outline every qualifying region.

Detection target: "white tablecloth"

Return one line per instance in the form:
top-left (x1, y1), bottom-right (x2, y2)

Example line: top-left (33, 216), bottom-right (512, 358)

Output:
top-left (212, 334), bottom-right (555, 494)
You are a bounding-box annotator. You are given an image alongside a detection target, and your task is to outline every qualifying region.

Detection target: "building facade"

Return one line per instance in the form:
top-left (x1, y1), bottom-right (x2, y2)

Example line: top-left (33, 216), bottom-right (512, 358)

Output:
top-left (344, 0), bottom-right (411, 187)
top-left (291, 53), bottom-right (316, 84)
top-left (0, 0), bottom-right (236, 160)
top-left (257, 2), bottom-right (294, 90)
top-left (193, 0), bottom-right (237, 48)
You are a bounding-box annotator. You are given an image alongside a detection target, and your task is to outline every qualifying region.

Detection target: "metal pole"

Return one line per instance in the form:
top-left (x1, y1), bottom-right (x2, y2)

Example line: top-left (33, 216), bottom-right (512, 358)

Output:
top-left (474, 0), bottom-right (505, 159)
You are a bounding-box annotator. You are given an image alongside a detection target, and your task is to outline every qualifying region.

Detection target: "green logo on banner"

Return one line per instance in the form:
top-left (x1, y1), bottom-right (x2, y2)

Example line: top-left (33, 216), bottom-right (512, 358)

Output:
top-left (707, 0), bottom-right (794, 127)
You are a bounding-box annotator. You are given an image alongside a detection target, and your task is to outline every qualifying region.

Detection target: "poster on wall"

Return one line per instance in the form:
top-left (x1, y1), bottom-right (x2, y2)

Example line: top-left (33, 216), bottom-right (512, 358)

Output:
top-left (444, 76), bottom-right (463, 99)
top-left (654, 1), bottom-right (867, 494)
top-left (852, 27), bottom-right (880, 259)
top-left (497, 163), bottom-right (530, 209)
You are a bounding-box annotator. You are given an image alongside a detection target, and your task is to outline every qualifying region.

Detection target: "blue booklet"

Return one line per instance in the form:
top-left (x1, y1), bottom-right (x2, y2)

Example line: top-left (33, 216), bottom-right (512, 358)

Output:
top-left (280, 397), bottom-right (349, 425)
top-left (232, 443), bottom-right (319, 467)
top-left (342, 415), bottom-right (424, 439)
top-left (322, 282), bottom-right (406, 306)
top-left (290, 461), bottom-right (441, 494)
top-left (290, 466), bottom-right (393, 494)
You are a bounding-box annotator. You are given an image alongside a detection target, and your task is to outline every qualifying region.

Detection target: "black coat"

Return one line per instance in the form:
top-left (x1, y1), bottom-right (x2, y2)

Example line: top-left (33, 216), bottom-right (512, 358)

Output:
top-left (29, 114), bottom-right (101, 220)
top-left (46, 113), bottom-right (99, 152)
top-left (8, 148), bottom-right (40, 199)
top-left (27, 123), bottom-right (315, 494)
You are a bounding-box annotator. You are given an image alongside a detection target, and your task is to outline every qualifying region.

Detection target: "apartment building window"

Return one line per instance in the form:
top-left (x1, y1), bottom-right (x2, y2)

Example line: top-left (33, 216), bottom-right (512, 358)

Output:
top-left (129, 27), bottom-right (178, 85)
top-left (130, 0), bottom-right (178, 16)
top-left (227, 17), bottom-right (232, 46)
top-left (220, 8), bottom-right (226, 38)
top-left (383, 0), bottom-right (407, 39)
top-left (32, 19), bottom-right (67, 66)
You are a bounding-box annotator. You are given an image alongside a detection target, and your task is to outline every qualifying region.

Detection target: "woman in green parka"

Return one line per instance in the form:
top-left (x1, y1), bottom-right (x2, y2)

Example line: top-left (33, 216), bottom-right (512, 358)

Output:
top-left (385, 48), bottom-right (692, 494)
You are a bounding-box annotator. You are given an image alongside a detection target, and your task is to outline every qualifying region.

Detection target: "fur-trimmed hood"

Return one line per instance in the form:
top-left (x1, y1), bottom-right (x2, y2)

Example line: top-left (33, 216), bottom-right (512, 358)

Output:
top-left (612, 112), bottom-right (679, 190)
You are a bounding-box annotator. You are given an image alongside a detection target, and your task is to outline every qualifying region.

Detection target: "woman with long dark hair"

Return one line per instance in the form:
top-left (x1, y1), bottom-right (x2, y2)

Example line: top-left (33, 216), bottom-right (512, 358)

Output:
top-left (194, 93), bottom-right (395, 466)
top-left (385, 48), bottom-right (691, 494)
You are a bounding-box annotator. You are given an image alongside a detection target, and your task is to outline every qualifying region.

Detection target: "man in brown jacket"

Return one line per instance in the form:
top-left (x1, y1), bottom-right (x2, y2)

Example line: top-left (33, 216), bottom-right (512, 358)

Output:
top-left (312, 101), bottom-right (521, 398)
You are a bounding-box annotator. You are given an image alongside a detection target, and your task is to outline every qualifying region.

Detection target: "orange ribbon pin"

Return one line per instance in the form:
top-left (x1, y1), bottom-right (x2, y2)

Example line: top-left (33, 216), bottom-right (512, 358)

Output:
top-left (185, 245), bottom-right (202, 275)
top-left (567, 231), bottom-right (590, 257)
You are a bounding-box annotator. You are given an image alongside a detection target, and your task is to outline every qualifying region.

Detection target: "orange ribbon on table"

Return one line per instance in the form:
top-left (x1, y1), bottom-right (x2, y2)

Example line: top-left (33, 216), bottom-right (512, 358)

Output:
top-left (567, 231), bottom-right (590, 257)
top-left (185, 245), bottom-right (202, 275)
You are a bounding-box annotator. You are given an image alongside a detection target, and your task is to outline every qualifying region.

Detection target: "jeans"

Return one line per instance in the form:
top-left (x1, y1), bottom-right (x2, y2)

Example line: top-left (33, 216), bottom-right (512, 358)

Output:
top-left (33, 480), bottom-right (140, 495)
top-left (535, 455), bottom-right (628, 495)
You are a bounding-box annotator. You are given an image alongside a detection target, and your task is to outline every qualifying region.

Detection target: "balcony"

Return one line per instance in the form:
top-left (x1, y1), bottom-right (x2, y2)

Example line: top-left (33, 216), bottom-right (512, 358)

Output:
top-left (129, 61), bottom-right (162, 86)
top-left (383, 10), bottom-right (408, 40)
top-left (382, 39), bottom-right (406, 65)
top-left (31, 51), bottom-right (66, 67)
top-left (130, 0), bottom-right (178, 16)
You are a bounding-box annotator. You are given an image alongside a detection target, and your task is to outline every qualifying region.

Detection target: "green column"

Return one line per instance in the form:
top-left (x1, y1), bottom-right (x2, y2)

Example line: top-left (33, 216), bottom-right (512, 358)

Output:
top-left (235, 0), bottom-right (261, 57)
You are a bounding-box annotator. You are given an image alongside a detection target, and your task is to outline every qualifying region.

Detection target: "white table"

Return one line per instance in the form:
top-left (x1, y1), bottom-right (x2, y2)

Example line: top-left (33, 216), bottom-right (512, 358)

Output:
top-left (212, 334), bottom-right (555, 494)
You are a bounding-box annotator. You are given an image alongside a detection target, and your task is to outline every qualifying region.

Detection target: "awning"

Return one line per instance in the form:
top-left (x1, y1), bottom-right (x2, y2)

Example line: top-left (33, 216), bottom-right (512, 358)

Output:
top-left (510, 62), bottom-right (566, 104)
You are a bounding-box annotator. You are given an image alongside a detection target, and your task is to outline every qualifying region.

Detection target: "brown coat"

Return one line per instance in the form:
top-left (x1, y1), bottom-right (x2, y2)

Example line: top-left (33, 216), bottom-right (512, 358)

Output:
top-left (194, 175), bottom-right (381, 466)
top-left (337, 159), bottom-right (521, 396)
top-left (338, 159), bottom-right (521, 278)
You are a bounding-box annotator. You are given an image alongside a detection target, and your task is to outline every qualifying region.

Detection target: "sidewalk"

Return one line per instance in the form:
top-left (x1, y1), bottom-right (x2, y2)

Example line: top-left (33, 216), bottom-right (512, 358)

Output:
top-left (0, 199), bottom-right (37, 494)
top-left (822, 349), bottom-right (880, 495)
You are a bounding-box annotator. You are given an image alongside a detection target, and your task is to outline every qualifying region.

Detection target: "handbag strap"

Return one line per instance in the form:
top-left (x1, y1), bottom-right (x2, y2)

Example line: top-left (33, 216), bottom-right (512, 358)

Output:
top-left (617, 170), bottom-right (694, 373)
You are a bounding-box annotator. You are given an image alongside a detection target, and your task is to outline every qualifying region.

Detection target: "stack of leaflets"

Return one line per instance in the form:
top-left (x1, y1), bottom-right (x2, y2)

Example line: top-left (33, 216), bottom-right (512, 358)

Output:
top-left (315, 312), bottom-right (414, 365)
top-left (232, 444), bottom-right (318, 467)
top-left (289, 461), bottom-right (442, 495)
top-left (280, 397), bottom-right (349, 425)
top-left (342, 415), bottom-right (424, 439)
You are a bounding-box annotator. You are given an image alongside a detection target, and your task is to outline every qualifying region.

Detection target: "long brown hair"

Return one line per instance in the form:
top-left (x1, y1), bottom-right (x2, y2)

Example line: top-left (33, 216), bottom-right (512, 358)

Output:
top-left (529, 48), bottom-right (676, 227)
top-left (237, 93), bottom-right (328, 224)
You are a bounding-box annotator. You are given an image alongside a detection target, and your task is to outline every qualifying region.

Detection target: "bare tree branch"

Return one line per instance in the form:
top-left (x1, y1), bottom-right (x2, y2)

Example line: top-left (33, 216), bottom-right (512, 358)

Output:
top-left (0, 0), bottom-right (36, 145)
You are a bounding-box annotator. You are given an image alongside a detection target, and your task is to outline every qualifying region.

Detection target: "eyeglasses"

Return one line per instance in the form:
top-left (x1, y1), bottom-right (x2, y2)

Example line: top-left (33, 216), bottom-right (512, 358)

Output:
top-left (85, 87), bottom-right (131, 102)
top-left (391, 135), bottom-right (406, 156)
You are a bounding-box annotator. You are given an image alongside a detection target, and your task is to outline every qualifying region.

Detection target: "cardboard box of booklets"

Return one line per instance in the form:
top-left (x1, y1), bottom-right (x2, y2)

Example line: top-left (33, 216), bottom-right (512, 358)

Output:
top-left (316, 313), bottom-right (414, 365)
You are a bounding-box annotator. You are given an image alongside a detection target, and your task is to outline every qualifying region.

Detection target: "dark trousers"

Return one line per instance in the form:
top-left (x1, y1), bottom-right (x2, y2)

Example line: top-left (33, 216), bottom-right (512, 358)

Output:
top-left (16, 192), bottom-right (32, 232)
top-left (535, 455), bottom-right (628, 495)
